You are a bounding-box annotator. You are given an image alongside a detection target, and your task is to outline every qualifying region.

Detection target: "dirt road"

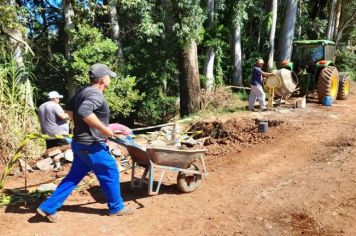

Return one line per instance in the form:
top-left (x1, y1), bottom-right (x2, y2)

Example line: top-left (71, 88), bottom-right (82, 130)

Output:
top-left (1, 86), bottom-right (356, 236)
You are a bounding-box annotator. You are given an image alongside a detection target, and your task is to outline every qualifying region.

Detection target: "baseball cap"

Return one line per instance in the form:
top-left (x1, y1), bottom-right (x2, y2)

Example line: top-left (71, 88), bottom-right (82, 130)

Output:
top-left (48, 91), bottom-right (63, 99)
top-left (89, 63), bottom-right (117, 78)
top-left (257, 59), bottom-right (264, 64)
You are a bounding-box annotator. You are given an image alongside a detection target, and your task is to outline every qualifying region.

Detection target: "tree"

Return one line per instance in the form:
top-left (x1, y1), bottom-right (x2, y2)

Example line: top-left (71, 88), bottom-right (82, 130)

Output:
top-left (231, 0), bottom-right (249, 86)
top-left (0, 0), bottom-right (35, 107)
top-left (63, 0), bottom-right (75, 98)
top-left (267, 0), bottom-right (277, 70)
top-left (278, 0), bottom-right (298, 62)
top-left (334, 0), bottom-right (356, 45)
top-left (107, 0), bottom-right (123, 60)
top-left (326, 0), bottom-right (337, 40)
top-left (172, 0), bottom-right (205, 117)
top-left (203, 0), bottom-right (216, 91)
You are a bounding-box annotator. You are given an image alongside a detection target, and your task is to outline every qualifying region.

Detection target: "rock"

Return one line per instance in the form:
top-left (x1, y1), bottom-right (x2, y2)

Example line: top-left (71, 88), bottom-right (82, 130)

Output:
top-left (150, 139), bottom-right (168, 147)
top-left (18, 159), bottom-right (34, 173)
top-left (46, 148), bottom-right (62, 157)
top-left (34, 157), bottom-right (54, 171)
top-left (12, 168), bottom-right (23, 177)
top-left (111, 148), bottom-right (122, 157)
top-left (37, 183), bottom-right (57, 192)
top-left (64, 149), bottom-right (74, 162)
top-left (53, 153), bottom-right (65, 162)
top-left (181, 137), bottom-right (197, 147)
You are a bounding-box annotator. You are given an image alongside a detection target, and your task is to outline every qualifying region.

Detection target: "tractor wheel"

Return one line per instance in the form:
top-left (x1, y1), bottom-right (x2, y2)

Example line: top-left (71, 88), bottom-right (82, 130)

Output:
top-left (337, 72), bottom-right (351, 100)
top-left (177, 164), bottom-right (202, 193)
top-left (317, 66), bottom-right (339, 102)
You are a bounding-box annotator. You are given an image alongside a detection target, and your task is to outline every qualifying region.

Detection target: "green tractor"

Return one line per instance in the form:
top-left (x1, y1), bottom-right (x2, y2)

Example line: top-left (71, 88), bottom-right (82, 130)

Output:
top-left (280, 40), bottom-right (351, 103)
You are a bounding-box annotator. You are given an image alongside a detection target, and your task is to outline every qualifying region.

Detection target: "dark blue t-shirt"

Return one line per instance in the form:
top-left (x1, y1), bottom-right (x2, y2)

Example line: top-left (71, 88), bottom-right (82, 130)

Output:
top-left (65, 86), bottom-right (109, 144)
top-left (251, 66), bottom-right (263, 86)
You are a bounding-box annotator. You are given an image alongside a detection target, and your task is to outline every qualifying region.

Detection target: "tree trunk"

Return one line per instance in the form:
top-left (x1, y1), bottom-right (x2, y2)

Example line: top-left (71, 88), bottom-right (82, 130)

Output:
top-left (63, 0), bottom-right (76, 99)
top-left (326, 0), bottom-right (337, 40)
top-left (7, 0), bottom-right (34, 108)
top-left (267, 0), bottom-right (277, 70)
top-left (178, 39), bottom-right (201, 117)
top-left (203, 0), bottom-right (215, 91)
top-left (108, 0), bottom-right (123, 60)
top-left (278, 0), bottom-right (298, 62)
top-left (333, 0), bottom-right (342, 41)
top-left (232, 24), bottom-right (242, 86)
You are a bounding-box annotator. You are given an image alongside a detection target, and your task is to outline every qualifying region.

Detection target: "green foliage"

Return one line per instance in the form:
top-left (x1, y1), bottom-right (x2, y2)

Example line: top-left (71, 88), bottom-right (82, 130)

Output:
top-left (136, 92), bottom-right (177, 125)
top-left (172, 0), bottom-right (206, 46)
top-left (336, 50), bottom-right (356, 81)
top-left (71, 24), bottom-right (118, 86)
top-left (105, 75), bottom-right (143, 118)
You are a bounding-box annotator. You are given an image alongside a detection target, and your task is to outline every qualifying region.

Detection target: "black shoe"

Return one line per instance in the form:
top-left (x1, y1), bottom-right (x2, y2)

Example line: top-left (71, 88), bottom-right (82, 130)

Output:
top-left (37, 208), bottom-right (58, 223)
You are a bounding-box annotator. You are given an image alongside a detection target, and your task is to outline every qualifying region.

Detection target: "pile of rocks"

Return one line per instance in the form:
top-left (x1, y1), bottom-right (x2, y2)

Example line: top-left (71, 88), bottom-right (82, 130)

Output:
top-left (33, 145), bottom-right (73, 172)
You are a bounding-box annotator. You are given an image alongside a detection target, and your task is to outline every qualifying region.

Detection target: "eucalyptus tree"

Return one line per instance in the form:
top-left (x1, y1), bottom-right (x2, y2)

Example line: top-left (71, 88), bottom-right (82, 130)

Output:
top-left (203, 0), bottom-right (216, 91)
top-left (334, 0), bottom-right (356, 45)
top-left (63, 0), bottom-right (75, 98)
top-left (267, 0), bottom-right (277, 70)
top-left (106, 0), bottom-right (123, 60)
top-left (278, 0), bottom-right (298, 62)
top-left (326, 0), bottom-right (337, 40)
top-left (230, 0), bottom-right (249, 86)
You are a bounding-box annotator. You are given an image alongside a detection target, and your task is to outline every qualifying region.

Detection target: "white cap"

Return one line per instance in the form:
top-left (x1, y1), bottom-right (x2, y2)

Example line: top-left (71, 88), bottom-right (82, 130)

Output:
top-left (257, 59), bottom-right (264, 64)
top-left (48, 91), bottom-right (63, 99)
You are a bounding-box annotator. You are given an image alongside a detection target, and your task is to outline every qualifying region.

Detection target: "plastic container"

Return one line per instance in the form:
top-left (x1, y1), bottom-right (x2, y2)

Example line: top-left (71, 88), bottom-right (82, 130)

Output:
top-left (258, 121), bottom-right (268, 133)
top-left (322, 96), bottom-right (333, 106)
top-left (296, 97), bottom-right (306, 108)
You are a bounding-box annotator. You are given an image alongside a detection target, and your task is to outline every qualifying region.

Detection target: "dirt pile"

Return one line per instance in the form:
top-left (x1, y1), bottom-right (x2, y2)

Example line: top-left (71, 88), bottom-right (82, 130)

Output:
top-left (189, 118), bottom-right (284, 156)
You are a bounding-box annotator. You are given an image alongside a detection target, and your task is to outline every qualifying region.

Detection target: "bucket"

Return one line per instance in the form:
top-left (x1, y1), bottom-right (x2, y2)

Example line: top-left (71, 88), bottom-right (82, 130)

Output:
top-left (322, 96), bottom-right (333, 106)
top-left (296, 97), bottom-right (306, 108)
top-left (258, 121), bottom-right (268, 133)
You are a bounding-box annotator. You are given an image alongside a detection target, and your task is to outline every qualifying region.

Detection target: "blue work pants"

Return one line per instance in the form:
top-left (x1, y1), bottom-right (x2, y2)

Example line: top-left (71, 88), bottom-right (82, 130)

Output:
top-left (39, 141), bottom-right (124, 215)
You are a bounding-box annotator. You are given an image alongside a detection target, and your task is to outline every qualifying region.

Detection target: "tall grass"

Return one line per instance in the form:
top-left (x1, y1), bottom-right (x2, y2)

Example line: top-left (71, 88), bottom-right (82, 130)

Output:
top-left (0, 55), bottom-right (44, 165)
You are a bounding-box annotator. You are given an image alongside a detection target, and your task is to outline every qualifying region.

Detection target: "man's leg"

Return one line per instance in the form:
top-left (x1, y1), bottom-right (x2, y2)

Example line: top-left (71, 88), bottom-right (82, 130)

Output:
top-left (248, 87), bottom-right (257, 111)
top-left (252, 85), bottom-right (267, 109)
top-left (80, 143), bottom-right (124, 215)
top-left (38, 144), bottom-right (90, 215)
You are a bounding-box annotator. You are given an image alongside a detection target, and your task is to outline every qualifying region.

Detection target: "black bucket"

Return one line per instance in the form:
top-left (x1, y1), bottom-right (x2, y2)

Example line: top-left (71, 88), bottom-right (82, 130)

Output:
top-left (258, 121), bottom-right (268, 133)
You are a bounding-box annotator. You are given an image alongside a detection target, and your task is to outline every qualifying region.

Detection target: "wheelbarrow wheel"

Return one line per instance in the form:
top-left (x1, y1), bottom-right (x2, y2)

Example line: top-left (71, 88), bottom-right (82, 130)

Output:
top-left (177, 164), bottom-right (202, 193)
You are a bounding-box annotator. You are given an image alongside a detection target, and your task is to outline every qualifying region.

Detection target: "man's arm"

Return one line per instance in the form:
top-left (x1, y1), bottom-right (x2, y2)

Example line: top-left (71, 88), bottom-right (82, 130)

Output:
top-left (261, 71), bottom-right (275, 77)
top-left (57, 112), bottom-right (70, 120)
top-left (65, 110), bottom-right (73, 119)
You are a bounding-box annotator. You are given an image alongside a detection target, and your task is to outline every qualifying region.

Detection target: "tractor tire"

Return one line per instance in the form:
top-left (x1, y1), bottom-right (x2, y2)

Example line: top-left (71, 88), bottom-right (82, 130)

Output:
top-left (337, 72), bottom-right (351, 100)
top-left (177, 164), bottom-right (202, 193)
top-left (317, 66), bottom-right (339, 102)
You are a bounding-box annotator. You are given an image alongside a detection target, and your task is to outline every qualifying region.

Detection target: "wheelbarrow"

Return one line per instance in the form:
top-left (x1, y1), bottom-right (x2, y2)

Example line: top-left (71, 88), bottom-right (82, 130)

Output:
top-left (109, 137), bottom-right (208, 195)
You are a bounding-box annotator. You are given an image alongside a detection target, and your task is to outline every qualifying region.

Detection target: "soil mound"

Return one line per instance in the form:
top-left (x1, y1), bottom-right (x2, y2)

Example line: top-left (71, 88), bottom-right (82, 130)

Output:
top-left (189, 118), bottom-right (284, 156)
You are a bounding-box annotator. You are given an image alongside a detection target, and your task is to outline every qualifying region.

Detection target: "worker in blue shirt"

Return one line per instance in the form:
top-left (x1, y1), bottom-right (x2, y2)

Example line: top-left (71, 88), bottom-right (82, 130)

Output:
top-left (248, 59), bottom-right (275, 111)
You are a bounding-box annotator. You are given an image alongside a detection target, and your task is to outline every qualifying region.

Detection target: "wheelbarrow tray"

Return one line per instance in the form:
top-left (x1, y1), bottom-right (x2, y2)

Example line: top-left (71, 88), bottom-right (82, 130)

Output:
top-left (146, 147), bottom-right (207, 169)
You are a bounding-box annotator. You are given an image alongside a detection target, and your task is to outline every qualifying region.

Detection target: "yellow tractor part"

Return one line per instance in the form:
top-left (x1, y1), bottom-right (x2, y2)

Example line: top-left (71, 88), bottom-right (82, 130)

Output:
top-left (264, 75), bottom-right (281, 110)
top-left (330, 73), bottom-right (339, 98)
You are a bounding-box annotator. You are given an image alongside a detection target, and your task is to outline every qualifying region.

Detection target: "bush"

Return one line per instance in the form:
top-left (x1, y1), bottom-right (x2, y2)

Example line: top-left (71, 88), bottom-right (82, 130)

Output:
top-left (0, 57), bottom-right (44, 165)
top-left (336, 50), bottom-right (356, 81)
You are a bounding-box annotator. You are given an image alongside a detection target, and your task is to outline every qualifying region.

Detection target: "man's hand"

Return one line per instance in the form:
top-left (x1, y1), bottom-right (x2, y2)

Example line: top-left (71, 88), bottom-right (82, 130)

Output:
top-left (101, 126), bottom-right (114, 137)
